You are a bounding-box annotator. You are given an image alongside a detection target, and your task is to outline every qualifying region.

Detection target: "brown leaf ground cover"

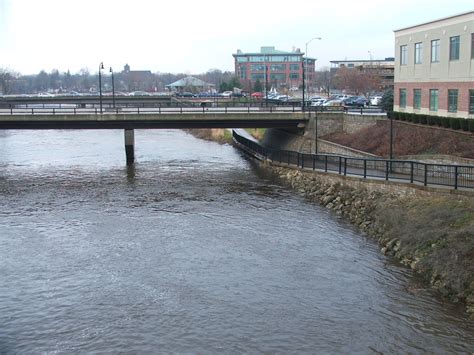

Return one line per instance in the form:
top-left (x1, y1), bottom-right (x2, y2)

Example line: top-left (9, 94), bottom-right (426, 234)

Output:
top-left (323, 121), bottom-right (474, 159)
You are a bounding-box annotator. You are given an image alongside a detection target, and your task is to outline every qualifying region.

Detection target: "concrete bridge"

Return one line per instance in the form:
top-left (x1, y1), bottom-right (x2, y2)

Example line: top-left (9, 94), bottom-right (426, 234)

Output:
top-left (0, 107), bottom-right (308, 164)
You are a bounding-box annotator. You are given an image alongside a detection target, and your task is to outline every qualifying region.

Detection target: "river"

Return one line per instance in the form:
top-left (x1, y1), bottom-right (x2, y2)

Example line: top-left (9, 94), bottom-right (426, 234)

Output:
top-left (0, 129), bottom-right (473, 353)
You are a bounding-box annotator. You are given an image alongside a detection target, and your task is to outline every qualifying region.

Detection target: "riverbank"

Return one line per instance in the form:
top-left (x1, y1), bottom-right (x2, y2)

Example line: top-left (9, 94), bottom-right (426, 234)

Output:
top-left (260, 163), bottom-right (474, 317)
top-left (184, 128), bottom-right (264, 144)
top-left (183, 128), bottom-right (233, 144)
top-left (188, 128), bottom-right (474, 316)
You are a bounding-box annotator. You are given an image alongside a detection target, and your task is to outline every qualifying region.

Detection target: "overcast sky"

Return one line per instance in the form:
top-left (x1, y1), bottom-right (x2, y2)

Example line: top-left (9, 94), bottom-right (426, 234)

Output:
top-left (0, 0), bottom-right (472, 75)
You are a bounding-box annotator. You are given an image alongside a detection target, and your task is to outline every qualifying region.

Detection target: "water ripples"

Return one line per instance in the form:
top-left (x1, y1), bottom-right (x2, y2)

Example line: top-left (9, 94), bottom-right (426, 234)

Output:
top-left (0, 129), bottom-right (473, 353)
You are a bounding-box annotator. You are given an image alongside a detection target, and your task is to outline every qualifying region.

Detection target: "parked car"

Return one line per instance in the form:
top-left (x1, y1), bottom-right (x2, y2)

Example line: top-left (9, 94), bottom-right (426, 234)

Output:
top-left (310, 98), bottom-right (327, 106)
top-left (343, 96), bottom-right (368, 108)
top-left (370, 96), bottom-right (382, 106)
top-left (176, 92), bottom-right (195, 97)
top-left (129, 91), bottom-right (150, 96)
top-left (220, 91), bottom-right (233, 98)
top-left (251, 92), bottom-right (264, 99)
top-left (323, 99), bottom-right (344, 106)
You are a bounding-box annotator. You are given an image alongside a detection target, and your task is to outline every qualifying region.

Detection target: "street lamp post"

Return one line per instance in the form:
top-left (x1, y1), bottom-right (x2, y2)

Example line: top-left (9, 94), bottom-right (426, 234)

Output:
top-left (99, 62), bottom-right (104, 114)
top-left (390, 114), bottom-right (393, 160)
top-left (264, 62), bottom-right (268, 108)
top-left (109, 67), bottom-right (115, 108)
top-left (303, 37), bottom-right (322, 111)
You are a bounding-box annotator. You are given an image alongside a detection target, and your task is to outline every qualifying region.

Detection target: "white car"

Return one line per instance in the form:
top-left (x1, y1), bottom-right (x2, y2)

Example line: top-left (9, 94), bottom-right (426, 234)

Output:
top-left (322, 99), bottom-right (344, 106)
top-left (370, 96), bottom-right (382, 105)
top-left (220, 91), bottom-right (233, 98)
top-left (310, 98), bottom-right (326, 106)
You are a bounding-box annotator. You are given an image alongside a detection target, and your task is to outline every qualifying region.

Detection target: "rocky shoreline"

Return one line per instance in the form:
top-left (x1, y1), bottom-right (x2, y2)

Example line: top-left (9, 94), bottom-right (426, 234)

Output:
top-left (262, 165), bottom-right (474, 317)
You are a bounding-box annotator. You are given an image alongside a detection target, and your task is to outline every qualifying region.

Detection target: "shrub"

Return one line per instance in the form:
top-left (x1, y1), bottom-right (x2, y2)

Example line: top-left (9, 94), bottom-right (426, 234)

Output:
top-left (443, 118), bottom-right (451, 128)
top-left (461, 119), bottom-right (469, 131)
top-left (412, 114), bottom-right (420, 124)
top-left (469, 119), bottom-right (474, 133)
top-left (427, 115), bottom-right (437, 126)
top-left (449, 117), bottom-right (461, 130)
top-left (419, 115), bottom-right (428, 125)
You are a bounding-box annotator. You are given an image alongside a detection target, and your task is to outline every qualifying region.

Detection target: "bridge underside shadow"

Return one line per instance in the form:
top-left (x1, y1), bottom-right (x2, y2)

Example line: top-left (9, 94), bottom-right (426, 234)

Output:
top-left (0, 112), bottom-right (308, 165)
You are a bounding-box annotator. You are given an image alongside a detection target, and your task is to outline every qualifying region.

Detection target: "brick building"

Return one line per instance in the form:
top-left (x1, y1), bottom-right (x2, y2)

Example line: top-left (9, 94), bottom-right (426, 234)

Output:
top-left (233, 46), bottom-right (315, 91)
top-left (330, 58), bottom-right (395, 90)
top-left (394, 11), bottom-right (474, 119)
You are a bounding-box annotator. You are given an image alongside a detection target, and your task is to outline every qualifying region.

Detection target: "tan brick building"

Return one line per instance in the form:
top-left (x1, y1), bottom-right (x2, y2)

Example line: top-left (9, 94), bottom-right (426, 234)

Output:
top-left (394, 11), bottom-right (474, 119)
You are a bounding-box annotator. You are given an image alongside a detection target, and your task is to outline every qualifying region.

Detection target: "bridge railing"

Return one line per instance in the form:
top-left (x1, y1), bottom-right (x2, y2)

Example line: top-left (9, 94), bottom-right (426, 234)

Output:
top-left (0, 103), bottom-right (384, 115)
top-left (232, 130), bottom-right (474, 190)
top-left (1, 105), bottom-right (301, 115)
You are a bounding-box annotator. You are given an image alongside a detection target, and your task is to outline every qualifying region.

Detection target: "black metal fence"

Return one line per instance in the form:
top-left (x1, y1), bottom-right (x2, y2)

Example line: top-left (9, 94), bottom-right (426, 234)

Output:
top-left (232, 130), bottom-right (474, 190)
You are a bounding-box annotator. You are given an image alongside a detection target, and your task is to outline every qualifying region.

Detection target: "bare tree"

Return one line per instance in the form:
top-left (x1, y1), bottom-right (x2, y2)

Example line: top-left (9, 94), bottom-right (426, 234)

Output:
top-left (314, 68), bottom-right (334, 96)
top-left (0, 68), bottom-right (16, 95)
top-left (333, 66), bottom-right (381, 95)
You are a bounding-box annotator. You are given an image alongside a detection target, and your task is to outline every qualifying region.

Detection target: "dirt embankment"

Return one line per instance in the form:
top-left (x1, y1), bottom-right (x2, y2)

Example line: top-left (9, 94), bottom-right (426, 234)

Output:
top-left (266, 166), bottom-right (474, 317)
top-left (183, 129), bottom-right (233, 144)
top-left (324, 121), bottom-right (474, 159)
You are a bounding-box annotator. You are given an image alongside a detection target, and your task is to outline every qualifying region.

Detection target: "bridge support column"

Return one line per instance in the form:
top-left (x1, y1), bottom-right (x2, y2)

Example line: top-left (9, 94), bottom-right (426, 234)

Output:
top-left (124, 129), bottom-right (135, 165)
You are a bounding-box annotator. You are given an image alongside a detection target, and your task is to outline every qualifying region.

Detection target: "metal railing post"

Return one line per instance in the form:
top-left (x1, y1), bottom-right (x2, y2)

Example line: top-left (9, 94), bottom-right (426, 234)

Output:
top-left (325, 155), bottom-right (328, 172)
top-left (424, 164), bottom-right (428, 186)
top-left (312, 155), bottom-right (315, 170)
top-left (454, 166), bottom-right (458, 190)
top-left (385, 161), bottom-right (389, 180)
top-left (363, 160), bottom-right (367, 178)
top-left (344, 158), bottom-right (347, 175)
top-left (410, 162), bottom-right (414, 183)
top-left (338, 157), bottom-right (342, 174)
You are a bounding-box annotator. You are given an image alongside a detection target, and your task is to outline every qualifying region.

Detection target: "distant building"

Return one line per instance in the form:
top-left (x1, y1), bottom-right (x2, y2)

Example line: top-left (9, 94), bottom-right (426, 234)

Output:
top-left (166, 76), bottom-right (214, 92)
top-left (394, 11), bottom-right (474, 118)
top-left (330, 58), bottom-right (395, 90)
top-left (122, 64), bottom-right (153, 91)
top-left (232, 46), bottom-right (315, 91)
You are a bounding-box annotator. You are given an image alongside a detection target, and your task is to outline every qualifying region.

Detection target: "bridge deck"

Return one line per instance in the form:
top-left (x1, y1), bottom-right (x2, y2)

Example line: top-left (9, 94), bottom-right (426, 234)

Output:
top-left (0, 110), bottom-right (308, 130)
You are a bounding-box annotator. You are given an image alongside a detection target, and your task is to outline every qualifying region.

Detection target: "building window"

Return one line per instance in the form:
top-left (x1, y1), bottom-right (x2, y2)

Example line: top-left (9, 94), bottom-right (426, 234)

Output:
top-left (399, 89), bottom-right (407, 108)
top-left (413, 89), bottom-right (421, 109)
top-left (448, 90), bottom-right (458, 113)
top-left (250, 64), bottom-right (265, 72)
top-left (449, 36), bottom-right (460, 60)
top-left (251, 73), bottom-right (264, 80)
top-left (448, 89), bottom-right (458, 112)
top-left (415, 42), bottom-right (423, 64)
top-left (289, 73), bottom-right (299, 79)
top-left (400, 45), bottom-right (408, 65)
top-left (429, 89), bottom-right (439, 111)
top-left (472, 33), bottom-right (474, 59)
top-left (431, 39), bottom-right (440, 63)
top-left (469, 90), bottom-right (474, 114)
top-left (289, 64), bottom-right (300, 71)
top-left (270, 64), bottom-right (286, 71)
top-left (270, 73), bottom-right (285, 81)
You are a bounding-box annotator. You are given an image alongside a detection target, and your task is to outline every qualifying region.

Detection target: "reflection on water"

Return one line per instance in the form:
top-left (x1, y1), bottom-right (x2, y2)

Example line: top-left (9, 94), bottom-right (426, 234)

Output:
top-left (0, 129), bottom-right (473, 353)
